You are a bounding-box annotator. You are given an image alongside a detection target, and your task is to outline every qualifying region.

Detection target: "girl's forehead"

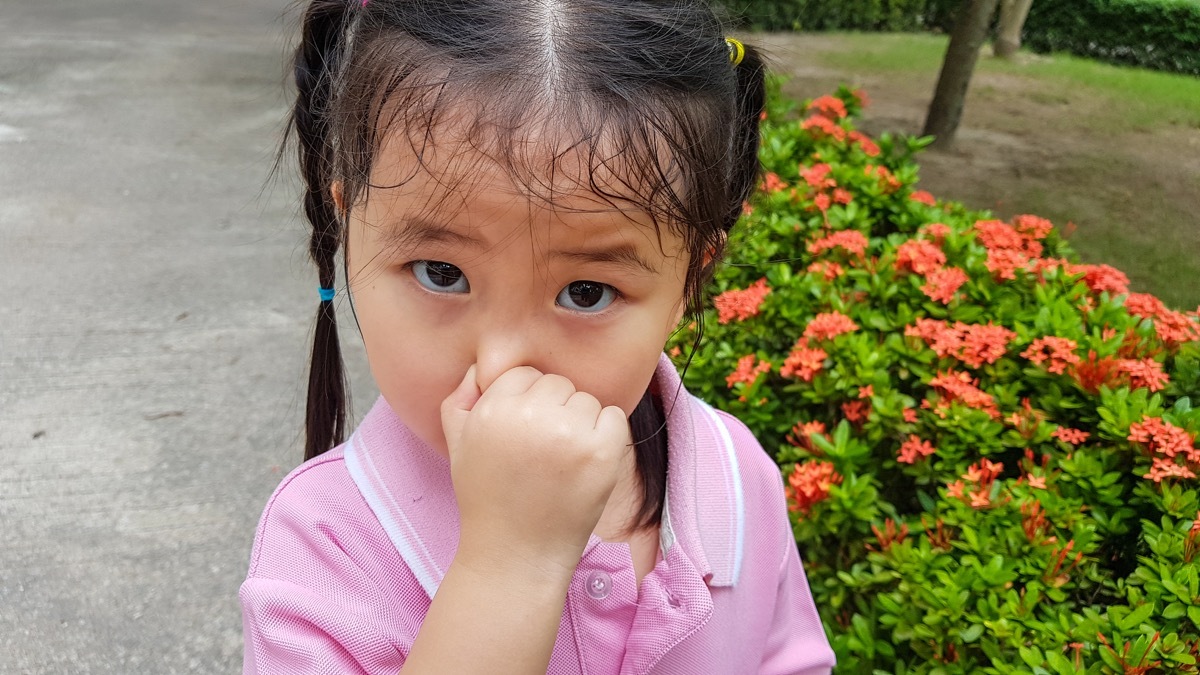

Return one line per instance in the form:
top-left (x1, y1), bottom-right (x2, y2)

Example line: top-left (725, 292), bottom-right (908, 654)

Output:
top-left (359, 129), bottom-right (685, 263)
top-left (366, 97), bottom-right (683, 212)
top-left (369, 125), bottom-right (665, 223)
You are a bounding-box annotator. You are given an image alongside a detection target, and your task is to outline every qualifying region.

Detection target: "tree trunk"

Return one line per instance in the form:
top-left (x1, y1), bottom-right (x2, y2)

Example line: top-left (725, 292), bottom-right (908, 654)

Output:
top-left (922, 0), bottom-right (1002, 151)
top-left (994, 0), bottom-right (1035, 58)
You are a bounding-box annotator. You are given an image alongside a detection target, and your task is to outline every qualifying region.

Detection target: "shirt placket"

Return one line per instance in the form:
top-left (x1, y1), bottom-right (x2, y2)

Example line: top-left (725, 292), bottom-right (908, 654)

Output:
top-left (617, 544), bottom-right (714, 675)
top-left (567, 539), bottom-right (639, 674)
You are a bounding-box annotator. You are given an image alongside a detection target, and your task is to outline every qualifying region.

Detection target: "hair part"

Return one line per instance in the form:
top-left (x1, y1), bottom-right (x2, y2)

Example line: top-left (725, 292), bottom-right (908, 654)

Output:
top-left (288, 0), bottom-right (767, 530)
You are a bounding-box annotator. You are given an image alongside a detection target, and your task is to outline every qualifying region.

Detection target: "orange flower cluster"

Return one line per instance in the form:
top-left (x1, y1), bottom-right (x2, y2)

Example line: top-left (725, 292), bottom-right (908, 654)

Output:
top-left (807, 230), bottom-right (869, 258)
top-left (897, 435), bottom-right (937, 464)
top-left (864, 164), bottom-right (901, 192)
top-left (760, 171), bottom-right (787, 193)
top-left (895, 239), bottom-right (947, 275)
top-left (801, 163), bottom-right (835, 189)
top-left (1123, 292), bottom-right (1200, 346)
top-left (801, 115), bottom-right (847, 142)
top-left (786, 460), bottom-right (842, 514)
top-left (946, 458), bottom-right (1004, 508)
top-left (725, 354), bottom-right (771, 389)
top-left (1007, 398), bottom-right (1047, 440)
top-left (1021, 336), bottom-right (1082, 374)
top-left (921, 222), bottom-right (951, 244)
top-left (1033, 259), bottom-right (1132, 296)
top-left (909, 190), bottom-right (937, 206)
top-left (1070, 350), bottom-right (1124, 394)
top-left (1021, 500), bottom-right (1055, 545)
top-left (803, 311), bottom-right (859, 342)
top-left (841, 400), bottom-right (869, 423)
top-left (888, 233), bottom-right (970, 304)
top-left (868, 519), bottom-right (909, 552)
top-left (974, 218), bottom-right (1046, 281)
top-left (808, 95), bottom-right (848, 119)
top-left (795, 92), bottom-right (877, 155)
top-left (848, 130), bottom-right (881, 157)
top-left (975, 219), bottom-right (1040, 255)
top-left (1118, 357), bottom-right (1170, 392)
top-left (921, 267), bottom-right (970, 305)
top-left (888, 231), bottom-right (968, 304)
top-left (926, 370), bottom-right (1000, 418)
top-left (806, 260), bottom-right (844, 281)
top-left (798, 163), bottom-right (854, 216)
top-left (713, 277), bottom-right (770, 324)
top-left (1129, 416), bottom-right (1199, 482)
top-left (780, 343), bottom-right (828, 382)
top-left (904, 318), bottom-right (1016, 368)
top-left (986, 248), bottom-right (1032, 281)
top-left (787, 420), bottom-right (829, 451)
top-left (1052, 427), bottom-right (1090, 445)
top-left (1012, 214), bottom-right (1054, 241)
top-left (1079, 264), bottom-right (1130, 295)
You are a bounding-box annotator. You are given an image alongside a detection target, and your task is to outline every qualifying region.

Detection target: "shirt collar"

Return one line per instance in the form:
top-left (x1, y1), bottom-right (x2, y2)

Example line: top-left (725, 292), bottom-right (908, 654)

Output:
top-left (345, 354), bottom-right (745, 598)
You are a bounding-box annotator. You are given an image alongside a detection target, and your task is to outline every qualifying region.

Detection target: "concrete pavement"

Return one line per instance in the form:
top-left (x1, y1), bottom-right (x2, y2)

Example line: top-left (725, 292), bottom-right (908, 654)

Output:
top-left (1, 2), bottom-right (376, 672)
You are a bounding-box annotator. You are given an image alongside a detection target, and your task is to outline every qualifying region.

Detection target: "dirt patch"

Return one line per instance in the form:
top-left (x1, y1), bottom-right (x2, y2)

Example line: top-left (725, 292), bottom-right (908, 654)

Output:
top-left (755, 33), bottom-right (1200, 309)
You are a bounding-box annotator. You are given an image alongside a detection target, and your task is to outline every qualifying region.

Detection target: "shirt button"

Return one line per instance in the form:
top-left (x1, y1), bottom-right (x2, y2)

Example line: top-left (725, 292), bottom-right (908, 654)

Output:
top-left (585, 570), bottom-right (612, 600)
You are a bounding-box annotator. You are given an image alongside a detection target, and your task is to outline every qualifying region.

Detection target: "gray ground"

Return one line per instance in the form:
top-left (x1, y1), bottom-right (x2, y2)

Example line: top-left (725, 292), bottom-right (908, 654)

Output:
top-left (1, 2), bottom-right (376, 672)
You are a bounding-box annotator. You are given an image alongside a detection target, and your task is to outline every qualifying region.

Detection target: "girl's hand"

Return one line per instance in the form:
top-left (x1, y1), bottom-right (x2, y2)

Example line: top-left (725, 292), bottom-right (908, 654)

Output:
top-left (440, 365), bottom-right (631, 577)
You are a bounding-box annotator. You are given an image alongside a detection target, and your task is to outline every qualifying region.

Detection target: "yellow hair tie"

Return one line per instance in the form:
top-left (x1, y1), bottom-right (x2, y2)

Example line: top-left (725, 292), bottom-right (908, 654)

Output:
top-left (725, 37), bottom-right (745, 66)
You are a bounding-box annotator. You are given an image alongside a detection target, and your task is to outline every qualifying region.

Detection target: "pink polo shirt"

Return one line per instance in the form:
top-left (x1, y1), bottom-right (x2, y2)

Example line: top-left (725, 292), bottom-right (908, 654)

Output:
top-left (240, 356), bottom-right (835, 673)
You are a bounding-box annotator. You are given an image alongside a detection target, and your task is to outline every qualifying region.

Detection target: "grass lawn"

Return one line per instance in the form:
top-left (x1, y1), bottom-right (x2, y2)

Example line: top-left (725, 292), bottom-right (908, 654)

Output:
top-left (756, 32), bottom-right (1200, 309)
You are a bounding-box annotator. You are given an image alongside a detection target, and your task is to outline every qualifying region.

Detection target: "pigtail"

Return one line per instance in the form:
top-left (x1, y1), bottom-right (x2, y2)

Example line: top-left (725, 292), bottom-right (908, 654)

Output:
top-left (725, 43), bottom-right (767, 233)
top-left (293, 0), bottom-right (354, 460)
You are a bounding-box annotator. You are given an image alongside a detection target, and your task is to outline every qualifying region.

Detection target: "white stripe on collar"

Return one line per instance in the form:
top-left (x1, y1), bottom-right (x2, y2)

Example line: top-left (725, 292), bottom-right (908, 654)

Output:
top-left (696, 400), bottom-right (745, 585)
top-left (345, 432), bottom-right (444, 597)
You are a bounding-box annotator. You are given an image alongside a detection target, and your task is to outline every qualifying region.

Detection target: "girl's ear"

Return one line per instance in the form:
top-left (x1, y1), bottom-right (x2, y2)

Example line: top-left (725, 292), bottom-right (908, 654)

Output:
top-left (331, 180), bottom-right (345, 211)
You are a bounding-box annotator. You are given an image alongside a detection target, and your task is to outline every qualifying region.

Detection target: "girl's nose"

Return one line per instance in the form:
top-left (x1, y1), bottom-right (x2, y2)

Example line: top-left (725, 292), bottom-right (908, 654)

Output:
top-left (471, 322), bottom-right (546, 394)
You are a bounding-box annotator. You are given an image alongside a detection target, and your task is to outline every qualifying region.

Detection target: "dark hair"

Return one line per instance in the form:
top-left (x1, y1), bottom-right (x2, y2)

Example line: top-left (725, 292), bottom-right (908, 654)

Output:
top-left (289, 0), bottom-right (766, 531)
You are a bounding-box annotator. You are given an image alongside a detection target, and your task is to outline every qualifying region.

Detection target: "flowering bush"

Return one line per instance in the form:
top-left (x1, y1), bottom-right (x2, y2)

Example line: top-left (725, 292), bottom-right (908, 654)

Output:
top-left (671, 83), bottom-right (1200, 673)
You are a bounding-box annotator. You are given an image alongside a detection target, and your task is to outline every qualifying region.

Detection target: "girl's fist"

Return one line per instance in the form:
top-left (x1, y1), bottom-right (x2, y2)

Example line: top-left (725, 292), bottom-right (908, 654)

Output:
top-left (441, 365), bottom-right (631, 574)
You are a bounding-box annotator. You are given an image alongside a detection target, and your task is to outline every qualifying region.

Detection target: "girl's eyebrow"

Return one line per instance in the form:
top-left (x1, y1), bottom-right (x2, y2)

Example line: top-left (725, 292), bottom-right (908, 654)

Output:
top-left (550, 246), bottom-right (660, 276)
top-left (391, 217), bottom-right (486, 251)
top-left (394, 217), bottom-right (662, 275)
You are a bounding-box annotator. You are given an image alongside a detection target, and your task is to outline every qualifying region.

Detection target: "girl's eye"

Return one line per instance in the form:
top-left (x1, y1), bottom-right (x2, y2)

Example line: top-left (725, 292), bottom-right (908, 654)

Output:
top-left (557, 280), bottom-right (618, 313)
top-left (412, 260), bottom-right (469, 294)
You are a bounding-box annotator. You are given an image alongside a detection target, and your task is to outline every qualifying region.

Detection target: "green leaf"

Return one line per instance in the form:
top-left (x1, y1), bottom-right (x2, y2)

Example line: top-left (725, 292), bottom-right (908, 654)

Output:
top-left (1187, 604), bottom-right (1200, 626)
top-left (1019, 645), bottom-right (1044, 669)
top-left (1119, 603), bottom-right (1154, 631)
top-left (959, 623), bottom-right (984, 643)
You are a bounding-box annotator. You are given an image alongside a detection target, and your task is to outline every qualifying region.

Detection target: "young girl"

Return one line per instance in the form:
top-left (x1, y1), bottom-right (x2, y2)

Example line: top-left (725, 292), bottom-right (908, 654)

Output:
top-left (241, 1), bottom-right (836, 672)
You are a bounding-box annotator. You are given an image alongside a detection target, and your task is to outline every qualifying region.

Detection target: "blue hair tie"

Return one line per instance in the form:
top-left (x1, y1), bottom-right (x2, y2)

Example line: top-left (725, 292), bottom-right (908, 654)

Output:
top-left (318, 286), bottom-right (336, 302)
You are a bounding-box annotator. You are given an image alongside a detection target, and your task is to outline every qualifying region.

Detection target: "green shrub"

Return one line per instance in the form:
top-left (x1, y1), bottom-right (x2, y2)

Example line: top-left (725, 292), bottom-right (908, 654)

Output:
top-left (672, 82), bottom-right (1200, 673)
top-left (721, 0), bottom-right (958, 32)
top-left (725, 0), bottom-right (1200, 76)
top-left (1024, 0), bottom-right (1200, 76)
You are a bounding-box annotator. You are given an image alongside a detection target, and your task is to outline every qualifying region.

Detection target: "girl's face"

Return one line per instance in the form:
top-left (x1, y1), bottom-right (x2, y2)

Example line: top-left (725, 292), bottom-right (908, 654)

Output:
top-left (344, 131), bottom-right (691, 456)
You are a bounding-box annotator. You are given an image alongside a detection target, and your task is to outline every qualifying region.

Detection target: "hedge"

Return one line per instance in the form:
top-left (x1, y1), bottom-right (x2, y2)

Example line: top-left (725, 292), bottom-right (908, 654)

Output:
top-left (671, 82), bottom-right (1200, 672)
top-left (725, 0), bottom-right (1200, 76)
top-left (722, 0), bottom-right (959, 31)
top-left (1023, 0), bottom-right (1200, 76)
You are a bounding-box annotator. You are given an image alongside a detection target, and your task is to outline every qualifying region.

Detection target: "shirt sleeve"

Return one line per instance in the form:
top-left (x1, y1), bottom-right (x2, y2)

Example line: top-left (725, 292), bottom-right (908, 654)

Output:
top-left (239, 455), bottom-right (418, 675)
top-left (757, 539), bottom-right (836, 675)
top-left (757, 465), bottom-right (836, 675)
top-left (241, 577), bottom-right (406, 674)
top-left (711, 407), bottom-right (836, 674)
